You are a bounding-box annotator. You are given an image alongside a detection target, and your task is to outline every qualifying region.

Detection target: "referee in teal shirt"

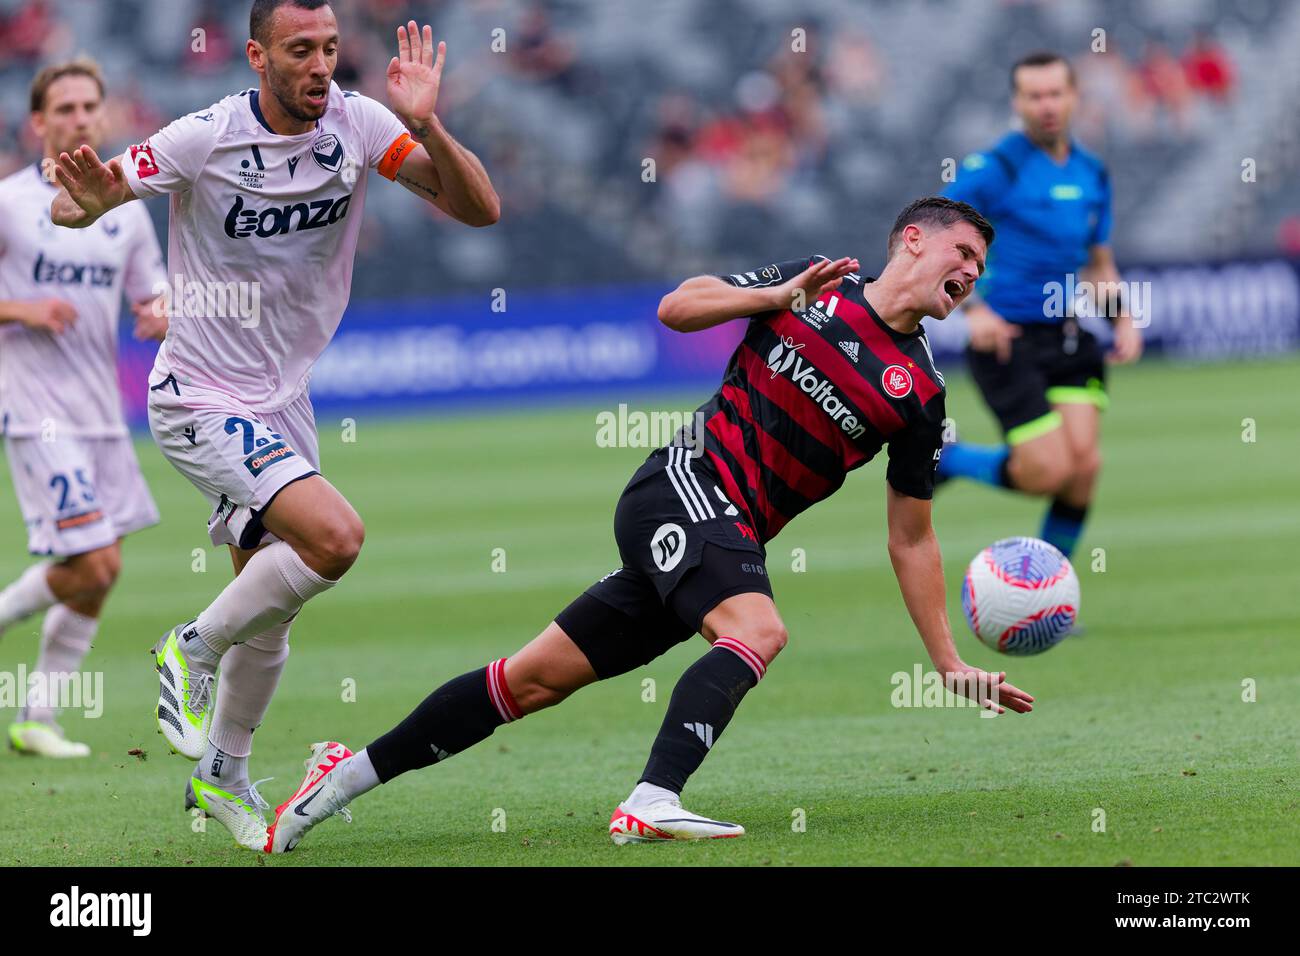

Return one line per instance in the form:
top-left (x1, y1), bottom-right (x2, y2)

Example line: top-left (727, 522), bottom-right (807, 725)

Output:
top-left (939, 51), bottom-right (1143, 575)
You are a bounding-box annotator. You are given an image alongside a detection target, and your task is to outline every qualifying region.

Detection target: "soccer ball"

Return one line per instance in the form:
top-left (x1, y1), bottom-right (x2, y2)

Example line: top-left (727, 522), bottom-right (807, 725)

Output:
top-left (961, 537), bottom-right (1080, 655)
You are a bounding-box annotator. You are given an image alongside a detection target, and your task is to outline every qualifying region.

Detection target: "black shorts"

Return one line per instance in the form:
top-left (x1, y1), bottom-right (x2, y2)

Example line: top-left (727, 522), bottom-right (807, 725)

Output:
top-left (554, 446), bottom-right (773, 680)
top-left (966, 318), bottom-right (1109, 445)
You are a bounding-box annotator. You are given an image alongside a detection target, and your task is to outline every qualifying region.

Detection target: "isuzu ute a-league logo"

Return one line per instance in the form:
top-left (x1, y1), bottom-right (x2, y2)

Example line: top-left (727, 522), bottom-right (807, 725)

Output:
top-left (311, 132), bottom-right (345, 172)
top-left (650, 522), bottom-right (686, 572)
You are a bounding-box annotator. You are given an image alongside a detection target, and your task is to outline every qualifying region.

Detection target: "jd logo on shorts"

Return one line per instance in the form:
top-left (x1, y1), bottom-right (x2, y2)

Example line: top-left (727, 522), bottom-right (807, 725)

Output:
top-left (650, 522), bottom-right (686, 573)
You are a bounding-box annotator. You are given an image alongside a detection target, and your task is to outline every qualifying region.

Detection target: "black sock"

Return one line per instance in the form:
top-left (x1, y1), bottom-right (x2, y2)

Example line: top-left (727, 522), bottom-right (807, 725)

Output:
top-left (998, 456), bottom-right (1014, 489)
top-left (1040, 498), bottom-right (1089, 559)
top-left (366, 659), bottom-right (521, 783)
top-left (639, 641), bottom-right (763, 794)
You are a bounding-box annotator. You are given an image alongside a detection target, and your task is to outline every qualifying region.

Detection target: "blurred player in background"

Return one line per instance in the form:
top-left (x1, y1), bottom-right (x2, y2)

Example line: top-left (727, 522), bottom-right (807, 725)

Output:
top-left (0, 59), bottom-right (167, 757)
top-left (266, 198), bottom-right (1034, 853)
top-left (938, 52), bottom-right (1142, 573)
top-left (50, 0), bottom-right (498, 848)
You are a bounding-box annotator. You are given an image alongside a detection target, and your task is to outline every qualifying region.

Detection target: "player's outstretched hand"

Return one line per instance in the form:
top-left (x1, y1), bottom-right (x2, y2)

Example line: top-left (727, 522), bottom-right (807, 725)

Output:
top-left (966, 307), bottom-right (1021, 363)
top-left (1107, 317), bottom-right (1143, 364)
top-left (943, 664), bottom-right (1034, 715)
top-left (773, 256), bottom-right (860, 312)
top-left (387, 21), bottom-right (444, 132)
top-left (51, 146), bottom-right (132, 228)
top-left (20, 298), bottom-right (77, 335)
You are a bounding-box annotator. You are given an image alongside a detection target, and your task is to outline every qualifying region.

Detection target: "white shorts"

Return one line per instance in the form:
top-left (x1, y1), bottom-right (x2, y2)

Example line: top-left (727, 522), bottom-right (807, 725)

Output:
top-left (4, 433), bottom-right (160, 557)
top-left (146, 372), bottom-right (320, 550)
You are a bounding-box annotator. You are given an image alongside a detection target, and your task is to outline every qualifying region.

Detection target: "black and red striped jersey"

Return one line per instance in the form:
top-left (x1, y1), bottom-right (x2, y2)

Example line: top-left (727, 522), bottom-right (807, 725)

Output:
top-left (684, 255), bottom-right (948, 543)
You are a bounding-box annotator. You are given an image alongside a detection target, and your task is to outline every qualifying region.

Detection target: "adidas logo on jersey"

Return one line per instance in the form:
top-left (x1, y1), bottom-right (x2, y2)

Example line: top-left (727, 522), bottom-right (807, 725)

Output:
top-left (838, 340), bottom-right (860, 363)
top-left (684, 722), bottom-right (714, 748)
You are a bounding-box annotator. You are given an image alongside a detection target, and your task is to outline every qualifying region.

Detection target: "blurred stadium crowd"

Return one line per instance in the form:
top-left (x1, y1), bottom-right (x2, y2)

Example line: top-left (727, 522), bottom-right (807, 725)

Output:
top-left (1, 0), bottom-right (1297, 298)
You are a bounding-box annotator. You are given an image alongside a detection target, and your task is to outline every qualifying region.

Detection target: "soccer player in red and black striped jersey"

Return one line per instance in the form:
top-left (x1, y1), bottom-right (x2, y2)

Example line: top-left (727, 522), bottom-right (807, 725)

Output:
top-left (265, 197), bottom-right (1036, 852)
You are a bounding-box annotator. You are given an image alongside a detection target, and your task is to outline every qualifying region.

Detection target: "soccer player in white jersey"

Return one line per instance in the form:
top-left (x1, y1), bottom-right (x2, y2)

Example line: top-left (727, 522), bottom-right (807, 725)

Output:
top-left (51, 0), bottom-right (499, 849)
top-left (0, 59), bottom-right (167, 758)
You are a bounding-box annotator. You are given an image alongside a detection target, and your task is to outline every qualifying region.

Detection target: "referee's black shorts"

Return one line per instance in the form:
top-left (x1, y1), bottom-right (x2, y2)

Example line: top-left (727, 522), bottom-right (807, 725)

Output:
top-left (966, 318), bottom-right (1109, 444)
top-left (554, 446), bottom-right (772, 679)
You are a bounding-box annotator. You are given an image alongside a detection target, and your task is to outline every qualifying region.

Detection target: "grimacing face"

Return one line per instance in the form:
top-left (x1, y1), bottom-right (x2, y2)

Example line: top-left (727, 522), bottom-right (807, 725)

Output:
top-left (917, 219), bottom-right (986, 320)
top-left (32, 74), bottom-right (105, 158)
top-left (254, 3), bottom-right (339, 123)
top-left (1012, 60), bottom-right (1076, 141)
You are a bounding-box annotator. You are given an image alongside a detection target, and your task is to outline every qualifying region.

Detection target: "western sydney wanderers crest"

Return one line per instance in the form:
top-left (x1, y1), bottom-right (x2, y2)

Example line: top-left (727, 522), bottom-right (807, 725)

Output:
top-left (881, 364), bottom-right (914, 399)
top-left (311, 132), bottom-right (345, 172)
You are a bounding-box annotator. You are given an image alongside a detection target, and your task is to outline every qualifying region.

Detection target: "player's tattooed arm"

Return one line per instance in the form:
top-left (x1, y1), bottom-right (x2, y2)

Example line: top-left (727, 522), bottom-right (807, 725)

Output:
top-left (385, 22), bottom-right (500, 225)
top-left (395, 169), bottom-right (437, 201)
top-left (659, 257), bottom-right (859, 333)
top-left (885, 487), bottom-right (1035, 715)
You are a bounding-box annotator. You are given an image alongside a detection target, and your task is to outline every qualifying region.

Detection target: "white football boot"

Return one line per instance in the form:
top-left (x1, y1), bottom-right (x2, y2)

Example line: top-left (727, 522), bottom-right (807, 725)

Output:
top-left (266, 741), bottom-right (354, 853)
top-left (8, 721), bottom-right (91, 758)
top-left (153, 623), bottom-right (214, 760)
top-left (185, 774), bottom-right (271, 851)
top-left (609, 799), bottom-right (745, 844)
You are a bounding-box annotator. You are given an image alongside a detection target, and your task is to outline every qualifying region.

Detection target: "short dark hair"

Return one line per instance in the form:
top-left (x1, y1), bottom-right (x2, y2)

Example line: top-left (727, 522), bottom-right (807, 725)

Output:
top-left (250, 0), bottom-right (331, 47)
top-left (1010, 51), bottom-right (1075, 91)
top-left (30, 57), bottom-right (105, 113)
top-left (887, 197), bottom-right (994, 259)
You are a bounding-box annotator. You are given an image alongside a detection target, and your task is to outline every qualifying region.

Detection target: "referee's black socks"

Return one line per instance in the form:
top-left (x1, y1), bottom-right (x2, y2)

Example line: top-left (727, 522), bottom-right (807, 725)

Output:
top-left (1041, 498), bottom-right (1088, 560)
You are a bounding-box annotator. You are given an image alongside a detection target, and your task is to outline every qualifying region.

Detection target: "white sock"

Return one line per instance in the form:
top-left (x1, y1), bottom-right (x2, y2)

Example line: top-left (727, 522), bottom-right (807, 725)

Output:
top-left (0, 561), bottom-right (56, 630)
top-left (198, 742), bottom-right (250, 794)
top-left (625, 782), bottom-right (679, 809)
top-left (210, 621), bottom-right (291, 757)
top-left (179, 621), bottom-right (221, 674)
top-left (194, 541), bottom-right (334, 654)
top-left (23, 604), bottom-right (98, 725)
top-left (337, 748), bottom-right (381, 801)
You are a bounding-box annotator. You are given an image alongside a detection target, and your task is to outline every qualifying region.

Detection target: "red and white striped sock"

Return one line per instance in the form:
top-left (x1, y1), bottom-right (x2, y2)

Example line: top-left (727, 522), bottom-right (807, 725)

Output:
top-left (485, 657), bottom-right (523, 723)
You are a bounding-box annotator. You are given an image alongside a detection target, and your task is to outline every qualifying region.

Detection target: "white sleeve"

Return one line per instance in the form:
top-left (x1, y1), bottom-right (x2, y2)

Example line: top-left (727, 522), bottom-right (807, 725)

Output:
top-left (121, 111), bottom-right (221, 198)
top-left (123, 204), bottom-right (167, 302)
top-left (346, 92), bottom-right (414, 171)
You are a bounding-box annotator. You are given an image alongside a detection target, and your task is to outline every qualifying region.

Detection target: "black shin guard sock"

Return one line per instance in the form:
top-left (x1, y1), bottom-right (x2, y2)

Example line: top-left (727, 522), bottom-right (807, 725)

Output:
top-left (998, 455), bottom-right (1015, 489)
top-left (366, 666), bottom-right (508, 783)
top-left (639, 645), bottom-right (760, 794)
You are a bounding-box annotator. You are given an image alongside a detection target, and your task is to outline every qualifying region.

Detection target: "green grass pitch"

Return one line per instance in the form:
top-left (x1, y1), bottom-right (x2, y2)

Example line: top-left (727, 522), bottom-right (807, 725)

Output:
top-left (1, 356), bottom-right (1297, 866)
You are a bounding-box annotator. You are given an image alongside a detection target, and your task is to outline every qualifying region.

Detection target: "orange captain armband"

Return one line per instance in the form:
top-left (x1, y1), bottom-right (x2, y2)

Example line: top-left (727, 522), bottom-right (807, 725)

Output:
top-left (377, 132), bottom-right (418, 180)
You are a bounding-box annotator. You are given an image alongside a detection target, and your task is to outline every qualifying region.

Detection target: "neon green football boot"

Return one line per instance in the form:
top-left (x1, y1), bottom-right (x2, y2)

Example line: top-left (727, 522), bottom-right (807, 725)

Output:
top-left (153, 623), bottom-right (214, 760)
top-left (185, 775), bottom-right (271, 851)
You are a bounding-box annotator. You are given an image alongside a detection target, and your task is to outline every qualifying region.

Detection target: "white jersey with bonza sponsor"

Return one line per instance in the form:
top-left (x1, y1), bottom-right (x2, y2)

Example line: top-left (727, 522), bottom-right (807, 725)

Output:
top-left (122, 82), bottom-right (416, 413)
top-left (0, 163), bottom-right (165, 437)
